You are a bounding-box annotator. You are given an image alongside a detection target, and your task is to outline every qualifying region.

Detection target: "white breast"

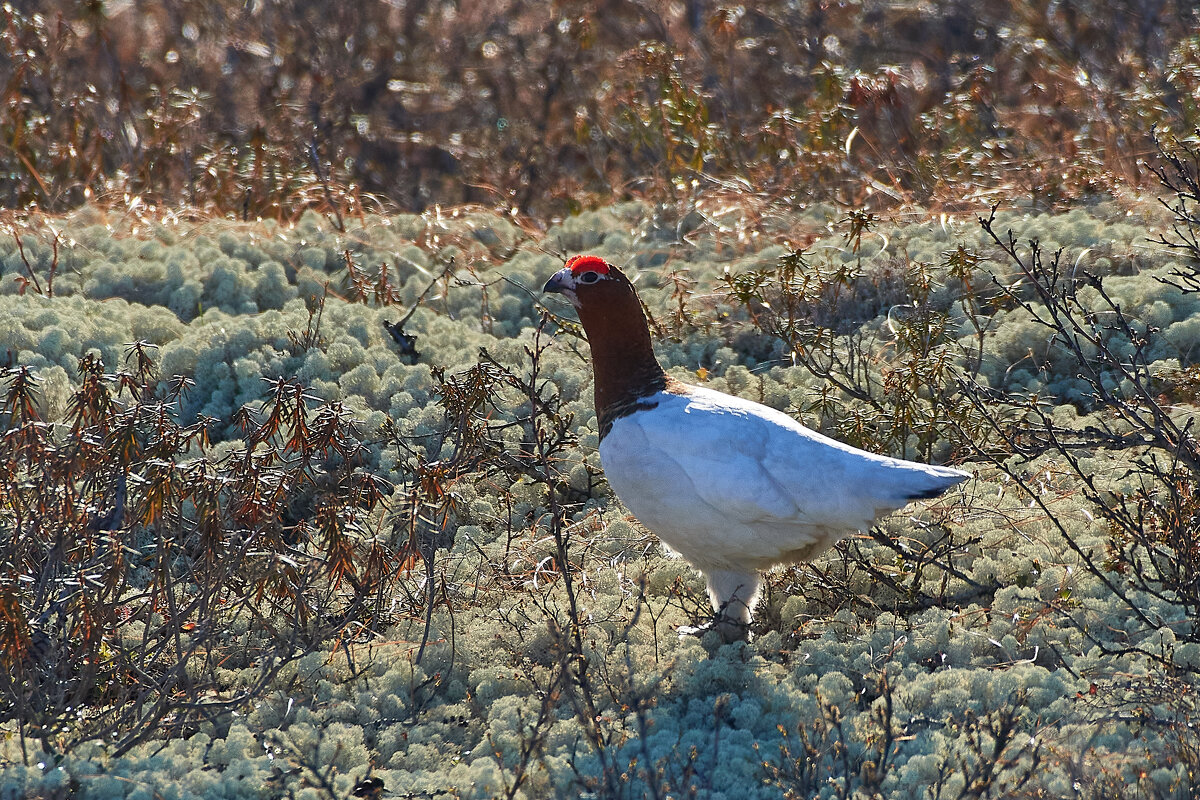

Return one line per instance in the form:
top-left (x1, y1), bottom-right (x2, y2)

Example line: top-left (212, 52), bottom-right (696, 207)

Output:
top-left (598, 385), bottom-right (968, 572)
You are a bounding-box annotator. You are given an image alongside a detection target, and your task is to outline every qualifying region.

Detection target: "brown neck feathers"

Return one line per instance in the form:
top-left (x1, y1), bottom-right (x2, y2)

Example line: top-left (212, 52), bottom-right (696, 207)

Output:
top-left (573, 271), bottom-right (671, 439)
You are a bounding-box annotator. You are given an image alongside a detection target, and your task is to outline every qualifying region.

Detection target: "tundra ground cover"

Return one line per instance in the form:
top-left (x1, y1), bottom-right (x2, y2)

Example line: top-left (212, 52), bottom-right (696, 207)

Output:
top-left (4, 0), bottom-right (1200, 796)
top-left (3, 179), bottom-right (1200, 797)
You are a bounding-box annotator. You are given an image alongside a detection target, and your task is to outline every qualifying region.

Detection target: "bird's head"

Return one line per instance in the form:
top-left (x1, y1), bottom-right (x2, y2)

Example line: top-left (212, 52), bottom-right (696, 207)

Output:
top-left (542, 254), bottom-right (629, 310)
top-left (543, 253), bottom-right (656, 364)
top-left (543, 254), bottom-right (668, 423)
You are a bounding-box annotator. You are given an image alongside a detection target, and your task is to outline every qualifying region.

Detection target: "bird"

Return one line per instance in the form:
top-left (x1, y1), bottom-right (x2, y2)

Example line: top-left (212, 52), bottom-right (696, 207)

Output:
top-left (543, 255), bottom-right (970, 642)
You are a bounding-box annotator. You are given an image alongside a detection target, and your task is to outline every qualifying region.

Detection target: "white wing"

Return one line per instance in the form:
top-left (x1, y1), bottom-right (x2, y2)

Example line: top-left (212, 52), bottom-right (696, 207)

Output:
top-left (600, 386), bottom-right (968, 570)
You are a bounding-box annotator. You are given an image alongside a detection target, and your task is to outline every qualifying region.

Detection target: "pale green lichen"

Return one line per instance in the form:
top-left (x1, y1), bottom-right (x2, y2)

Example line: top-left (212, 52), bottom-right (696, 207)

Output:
top-left (1, 199), bottom-right (1198, 798)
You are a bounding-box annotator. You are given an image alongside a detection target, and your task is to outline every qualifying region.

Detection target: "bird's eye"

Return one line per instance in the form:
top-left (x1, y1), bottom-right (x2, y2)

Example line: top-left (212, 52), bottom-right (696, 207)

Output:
top-left (577, 271), bottom-right (601, 284)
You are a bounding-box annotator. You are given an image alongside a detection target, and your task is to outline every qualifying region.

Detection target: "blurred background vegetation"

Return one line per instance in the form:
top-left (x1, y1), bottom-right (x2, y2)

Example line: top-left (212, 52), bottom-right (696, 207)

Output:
top-left (2, 0), bottom-right (1198, 220)
top-left (8, 2), bottom-right (1200, 797)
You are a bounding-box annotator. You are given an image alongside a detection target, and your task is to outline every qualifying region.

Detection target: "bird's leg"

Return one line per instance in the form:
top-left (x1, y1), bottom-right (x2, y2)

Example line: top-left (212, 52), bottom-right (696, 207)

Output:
top-left (704, 569), bottom-right (761, 643)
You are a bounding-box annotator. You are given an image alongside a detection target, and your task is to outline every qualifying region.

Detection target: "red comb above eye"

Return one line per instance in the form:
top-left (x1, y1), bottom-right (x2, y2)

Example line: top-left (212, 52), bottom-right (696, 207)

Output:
top-left (565, 255), bottom-right (610, 275)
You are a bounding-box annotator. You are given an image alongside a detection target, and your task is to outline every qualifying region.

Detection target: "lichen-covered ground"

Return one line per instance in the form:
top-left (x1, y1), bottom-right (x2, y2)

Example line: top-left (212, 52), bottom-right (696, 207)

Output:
top-left (2, 198), bottom-right (1197, 798)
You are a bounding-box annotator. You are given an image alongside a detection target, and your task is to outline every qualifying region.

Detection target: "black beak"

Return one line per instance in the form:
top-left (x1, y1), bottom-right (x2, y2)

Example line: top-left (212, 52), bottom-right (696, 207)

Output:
top-left (542, 268), bottom-right (571, 294)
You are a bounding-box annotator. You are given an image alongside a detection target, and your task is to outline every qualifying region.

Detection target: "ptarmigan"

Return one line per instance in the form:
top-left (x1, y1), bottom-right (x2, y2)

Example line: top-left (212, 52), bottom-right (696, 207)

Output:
top-left (544, 255), bottom-right (970, 642)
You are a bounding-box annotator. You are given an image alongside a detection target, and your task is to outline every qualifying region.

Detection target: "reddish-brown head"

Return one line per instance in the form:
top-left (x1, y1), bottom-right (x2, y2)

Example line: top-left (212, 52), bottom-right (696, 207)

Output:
top-left (541, 255), bottom-right (615, 306)
top-left (542, 255), bottom-right (645, 333)
top-left (543, 255), bottom-right (668, 434)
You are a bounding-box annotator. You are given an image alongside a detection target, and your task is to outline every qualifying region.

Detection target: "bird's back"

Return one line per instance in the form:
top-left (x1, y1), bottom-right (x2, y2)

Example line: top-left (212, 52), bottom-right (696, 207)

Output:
top-left (599, 384), bottom-right (968, 570)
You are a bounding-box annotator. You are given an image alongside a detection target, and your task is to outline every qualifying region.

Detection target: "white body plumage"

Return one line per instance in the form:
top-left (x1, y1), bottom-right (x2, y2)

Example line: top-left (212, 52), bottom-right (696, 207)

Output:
top-left (599, 384), bottom-right (969, 629)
